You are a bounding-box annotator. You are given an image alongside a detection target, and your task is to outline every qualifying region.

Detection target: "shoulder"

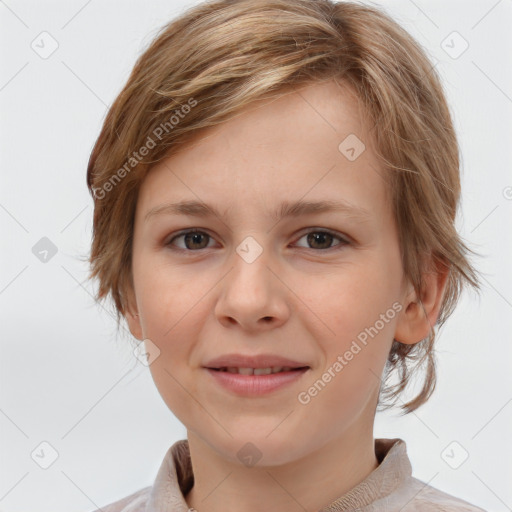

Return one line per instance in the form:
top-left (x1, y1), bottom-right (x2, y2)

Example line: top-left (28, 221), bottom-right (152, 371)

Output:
top-left (394, 476), bottom-right (487, 511)
top-left (87, 486), bottom-right (152, 512)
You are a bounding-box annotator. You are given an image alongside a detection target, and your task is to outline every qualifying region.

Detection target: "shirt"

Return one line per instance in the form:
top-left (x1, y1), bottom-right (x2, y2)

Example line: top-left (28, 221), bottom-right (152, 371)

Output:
top-left (91, 438), bottom-right (487, 511)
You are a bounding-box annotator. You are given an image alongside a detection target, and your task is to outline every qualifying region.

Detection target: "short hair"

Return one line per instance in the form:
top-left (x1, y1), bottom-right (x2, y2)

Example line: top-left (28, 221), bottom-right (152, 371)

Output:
top-left (86, 0), bottom-right (481, 414)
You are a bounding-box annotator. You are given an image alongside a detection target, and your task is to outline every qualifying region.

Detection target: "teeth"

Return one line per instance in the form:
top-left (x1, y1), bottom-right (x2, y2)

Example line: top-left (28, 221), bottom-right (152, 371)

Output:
top-left (253, 367), bottom-right (272, 375)
top-left (218, 366), bottom-right (298, 375)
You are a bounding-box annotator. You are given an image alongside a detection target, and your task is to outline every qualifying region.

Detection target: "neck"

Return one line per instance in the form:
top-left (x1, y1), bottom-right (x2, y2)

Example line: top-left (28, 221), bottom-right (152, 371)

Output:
top-left (184, 423), bottom-right (378, 512)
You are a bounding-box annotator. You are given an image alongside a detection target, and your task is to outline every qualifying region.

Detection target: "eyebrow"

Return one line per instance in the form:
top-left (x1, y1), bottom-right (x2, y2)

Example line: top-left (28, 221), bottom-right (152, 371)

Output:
top-left (144, 199), bottom-right (371, 223)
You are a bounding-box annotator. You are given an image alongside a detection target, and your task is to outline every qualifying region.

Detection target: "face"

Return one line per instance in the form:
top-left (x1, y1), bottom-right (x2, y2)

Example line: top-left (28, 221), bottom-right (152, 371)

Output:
top-left (127, 79), bottom-right (410, 466)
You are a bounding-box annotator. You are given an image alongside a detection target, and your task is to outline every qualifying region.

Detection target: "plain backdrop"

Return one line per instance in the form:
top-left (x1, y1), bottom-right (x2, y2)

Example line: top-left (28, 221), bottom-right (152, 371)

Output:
top-left (0, 1), bottom-right (511, 511)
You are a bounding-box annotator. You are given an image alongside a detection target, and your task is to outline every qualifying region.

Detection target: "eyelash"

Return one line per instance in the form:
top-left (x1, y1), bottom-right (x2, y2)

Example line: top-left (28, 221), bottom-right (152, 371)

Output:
top-left (165, 228), bottom-right (350, 254)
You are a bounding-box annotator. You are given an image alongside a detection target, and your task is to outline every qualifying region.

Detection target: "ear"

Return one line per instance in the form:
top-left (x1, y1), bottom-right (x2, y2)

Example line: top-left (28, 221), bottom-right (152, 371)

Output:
top-left (124, 285), bottom-right (144, 341)
top-left (394, 257), bottom-right (450, 345)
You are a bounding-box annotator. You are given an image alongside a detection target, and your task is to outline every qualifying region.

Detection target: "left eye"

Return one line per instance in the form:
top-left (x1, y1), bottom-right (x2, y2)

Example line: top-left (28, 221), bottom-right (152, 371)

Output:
top-left (166, 229), bottom-right (349, 252)
top-left (295, 230), bottom-right (349, 250)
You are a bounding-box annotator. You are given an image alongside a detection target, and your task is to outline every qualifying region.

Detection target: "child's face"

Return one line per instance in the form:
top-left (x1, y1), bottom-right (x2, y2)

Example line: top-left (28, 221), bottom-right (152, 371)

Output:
top-left (127, 80), bottom-right (409, 464)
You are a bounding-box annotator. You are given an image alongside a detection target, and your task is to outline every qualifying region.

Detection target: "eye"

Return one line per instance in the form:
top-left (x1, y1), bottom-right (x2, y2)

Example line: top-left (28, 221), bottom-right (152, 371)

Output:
top-left (294, 229), bottom-right (349, 251)
top-left (166, 228), bottom-right (349, 253)
top-left (166, 229), bottom-right (216, 251)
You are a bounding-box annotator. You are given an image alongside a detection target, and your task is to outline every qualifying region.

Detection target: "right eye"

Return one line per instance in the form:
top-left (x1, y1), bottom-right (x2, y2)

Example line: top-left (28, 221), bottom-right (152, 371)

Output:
top-left (166, 229), bottom-right (216, 252)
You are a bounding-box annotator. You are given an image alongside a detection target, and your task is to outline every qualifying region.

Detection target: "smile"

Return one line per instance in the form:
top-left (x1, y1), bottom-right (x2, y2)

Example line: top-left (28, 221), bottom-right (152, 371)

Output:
top-left (206, 367), bottom-right (310, 395)
top-left (212, 366), bottom-right (308, 375)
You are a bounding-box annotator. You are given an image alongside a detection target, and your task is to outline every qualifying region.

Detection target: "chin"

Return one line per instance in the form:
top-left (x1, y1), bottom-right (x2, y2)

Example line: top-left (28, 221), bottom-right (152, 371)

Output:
top-left (209, 429), bottom-right (307, 468)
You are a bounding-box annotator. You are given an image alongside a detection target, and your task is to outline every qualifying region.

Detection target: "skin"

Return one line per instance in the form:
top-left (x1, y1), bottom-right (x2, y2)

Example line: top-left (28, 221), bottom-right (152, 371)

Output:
top-left (125, 79), bottom-right (449, 512)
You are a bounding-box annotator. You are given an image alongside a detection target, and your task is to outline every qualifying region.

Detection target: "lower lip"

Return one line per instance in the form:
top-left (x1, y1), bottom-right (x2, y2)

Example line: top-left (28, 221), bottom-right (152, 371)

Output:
top-left (205, 367), bottom-right (310, 396)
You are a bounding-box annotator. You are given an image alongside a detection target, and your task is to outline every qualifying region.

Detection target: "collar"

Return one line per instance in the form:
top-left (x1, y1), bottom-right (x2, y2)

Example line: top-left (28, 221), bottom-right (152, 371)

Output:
top-left (144, 437), bottom-right (412, 512)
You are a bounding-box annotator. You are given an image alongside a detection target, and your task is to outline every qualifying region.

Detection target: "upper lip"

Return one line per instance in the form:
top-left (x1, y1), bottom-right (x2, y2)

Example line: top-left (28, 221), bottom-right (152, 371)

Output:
top-left (203, 353), bottom-right (310, 369)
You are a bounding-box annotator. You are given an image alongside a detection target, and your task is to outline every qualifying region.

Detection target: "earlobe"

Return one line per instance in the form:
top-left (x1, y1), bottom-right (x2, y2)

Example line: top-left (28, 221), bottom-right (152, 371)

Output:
top-left (125, 308), bottom-right (143, 340)
top-left (394, 258), bottom-right (450, 345)
top-left (125, 288), bottom-right (144, 340)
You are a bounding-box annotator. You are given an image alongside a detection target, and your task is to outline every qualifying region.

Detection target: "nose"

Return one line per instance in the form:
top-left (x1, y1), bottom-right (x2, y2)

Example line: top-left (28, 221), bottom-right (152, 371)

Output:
top-left (214, 243), bottom-right (290, 332)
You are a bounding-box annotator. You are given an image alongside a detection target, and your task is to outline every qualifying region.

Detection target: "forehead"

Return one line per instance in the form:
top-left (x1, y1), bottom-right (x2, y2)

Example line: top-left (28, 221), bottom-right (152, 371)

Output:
top-left (136, 80), bottom-right (387, 220)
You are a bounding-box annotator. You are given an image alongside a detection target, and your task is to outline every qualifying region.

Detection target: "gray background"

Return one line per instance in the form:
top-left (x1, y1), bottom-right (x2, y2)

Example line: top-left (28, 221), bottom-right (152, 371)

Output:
top-left (0, 0), bottom-right (511, 511)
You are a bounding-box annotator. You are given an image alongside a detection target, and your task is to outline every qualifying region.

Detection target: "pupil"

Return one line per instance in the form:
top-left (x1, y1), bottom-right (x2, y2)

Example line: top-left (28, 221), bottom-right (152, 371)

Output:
top-left (308, 232), bottom-right (331, 249)
top-left (186, 232), bottom-right (207, 249)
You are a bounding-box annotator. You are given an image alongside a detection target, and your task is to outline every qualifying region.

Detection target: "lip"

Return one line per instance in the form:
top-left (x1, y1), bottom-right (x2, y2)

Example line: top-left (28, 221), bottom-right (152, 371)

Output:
top-left (205, 367), bottom-right (310, 396)
top-left (203, 353), bottom-right (310, 370)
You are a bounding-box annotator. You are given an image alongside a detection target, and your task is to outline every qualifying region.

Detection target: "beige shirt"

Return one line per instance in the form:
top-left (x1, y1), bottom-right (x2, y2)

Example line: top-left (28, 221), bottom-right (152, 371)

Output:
top-left (93, 438), bottom-right (486, 511)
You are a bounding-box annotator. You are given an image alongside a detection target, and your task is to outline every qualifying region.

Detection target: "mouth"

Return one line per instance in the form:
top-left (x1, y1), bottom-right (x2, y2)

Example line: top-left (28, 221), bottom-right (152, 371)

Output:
top-left (208, 366), bottom-right (310, 375)
top-left (205, 365), bottom-right (311, 396)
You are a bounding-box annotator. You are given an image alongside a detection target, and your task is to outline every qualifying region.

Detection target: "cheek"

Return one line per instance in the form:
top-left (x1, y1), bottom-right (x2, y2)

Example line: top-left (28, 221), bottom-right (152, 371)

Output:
top-left (132, 256), bottom-right (211, 401)
top-left (320, 260), bottom-right (400, 337)
top-left (308, 259), bottom-right (400, 401)
top-left (134, 255), bottom-right (200, 333)
top-left (297, 271), bottom-right (398, 436)
top-left (138, 289), bottom-right (208, 425)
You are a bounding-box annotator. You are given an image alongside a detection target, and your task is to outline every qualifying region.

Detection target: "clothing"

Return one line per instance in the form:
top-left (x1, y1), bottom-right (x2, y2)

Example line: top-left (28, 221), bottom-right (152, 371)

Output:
top-left (91, 438), bottom-right (486, 511)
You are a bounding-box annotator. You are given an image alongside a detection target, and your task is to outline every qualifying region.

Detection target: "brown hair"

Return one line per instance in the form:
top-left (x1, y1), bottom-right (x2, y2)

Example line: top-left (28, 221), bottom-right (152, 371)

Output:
top-left (86, 0), bottom-right (481, 414)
